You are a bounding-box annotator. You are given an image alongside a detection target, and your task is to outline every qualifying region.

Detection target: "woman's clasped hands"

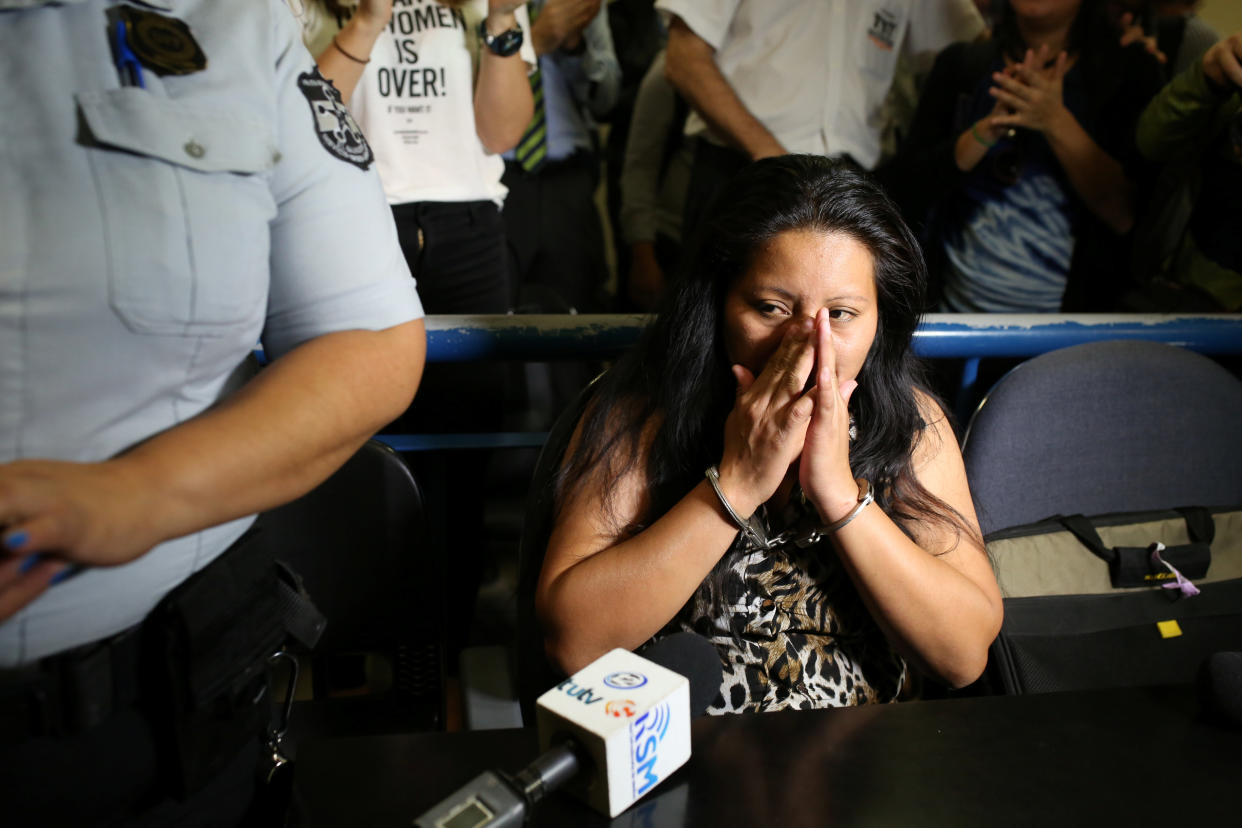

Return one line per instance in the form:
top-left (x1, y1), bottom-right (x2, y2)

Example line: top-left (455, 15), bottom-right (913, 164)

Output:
top-left (988, 44), bottom-right (1074, 137)
top-left (716, 309), bottom-right (860, 531)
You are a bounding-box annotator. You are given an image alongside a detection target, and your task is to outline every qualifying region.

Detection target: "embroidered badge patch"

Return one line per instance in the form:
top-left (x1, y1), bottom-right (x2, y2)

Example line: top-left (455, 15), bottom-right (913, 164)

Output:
top-left (297, 68), bottom-right (373, 170)
top-left (118, 6), bottom-right (207, 75)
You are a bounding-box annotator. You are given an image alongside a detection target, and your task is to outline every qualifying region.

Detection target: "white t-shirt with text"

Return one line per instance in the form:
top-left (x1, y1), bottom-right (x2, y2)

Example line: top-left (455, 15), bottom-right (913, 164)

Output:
top-left (300, 0), bottom-right (535, 205)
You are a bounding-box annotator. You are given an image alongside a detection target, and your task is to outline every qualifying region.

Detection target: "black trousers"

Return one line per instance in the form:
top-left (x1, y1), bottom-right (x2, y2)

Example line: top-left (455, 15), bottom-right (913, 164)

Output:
top-left (392, 200), bottom-right (511, 316)
top-left (388, 201), bottom-right (512, 663)
top-left (390, 199), bottom-right (510, 435)
top-left (501, 154), bottom-right (609, 313)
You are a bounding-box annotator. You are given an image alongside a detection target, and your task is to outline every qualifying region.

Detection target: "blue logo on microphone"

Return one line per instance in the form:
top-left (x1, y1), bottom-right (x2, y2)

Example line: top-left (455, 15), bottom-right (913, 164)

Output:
top-left (604, 670), bottom-right (648, 690)
top-left (629, 702), bottom-right (671, 797)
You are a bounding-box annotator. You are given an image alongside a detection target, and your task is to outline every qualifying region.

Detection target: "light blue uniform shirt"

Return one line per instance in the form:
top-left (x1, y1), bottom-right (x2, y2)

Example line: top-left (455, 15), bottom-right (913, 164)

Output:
top-left (0, 0), bottom-right (423, 665)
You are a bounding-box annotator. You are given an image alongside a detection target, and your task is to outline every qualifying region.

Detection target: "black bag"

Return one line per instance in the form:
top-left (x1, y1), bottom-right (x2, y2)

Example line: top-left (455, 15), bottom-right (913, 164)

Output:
top-left (984, 506), bottom-right (1242, 695)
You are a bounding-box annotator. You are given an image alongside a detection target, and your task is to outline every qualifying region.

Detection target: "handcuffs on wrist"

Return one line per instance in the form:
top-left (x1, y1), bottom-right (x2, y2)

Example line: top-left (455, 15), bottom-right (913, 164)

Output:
top-left (705, 466), bottom-right (874, 551)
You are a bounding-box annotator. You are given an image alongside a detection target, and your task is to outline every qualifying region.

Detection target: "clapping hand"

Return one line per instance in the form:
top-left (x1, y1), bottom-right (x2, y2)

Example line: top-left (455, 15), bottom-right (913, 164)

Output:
top-left (532, 0), bottom-right (602, 54)
top-left (988, 45), bottom-right (1072, 137)
top-left (974, 64), bottom-right (1019, 145)
top-left (1118, 11), bottom-right (1166, 65)
top-left (1203, 31), bottom-right (1242, 90)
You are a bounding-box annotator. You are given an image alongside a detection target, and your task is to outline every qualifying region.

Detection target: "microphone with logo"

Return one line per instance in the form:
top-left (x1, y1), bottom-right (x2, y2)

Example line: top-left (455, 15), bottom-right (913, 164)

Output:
top-left (412, 633), bottom-right (723, 827)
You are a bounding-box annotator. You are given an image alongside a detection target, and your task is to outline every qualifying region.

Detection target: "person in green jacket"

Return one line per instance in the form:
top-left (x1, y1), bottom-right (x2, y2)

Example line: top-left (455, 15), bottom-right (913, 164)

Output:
top-left (1135, 31), bottom-right (1242, 310)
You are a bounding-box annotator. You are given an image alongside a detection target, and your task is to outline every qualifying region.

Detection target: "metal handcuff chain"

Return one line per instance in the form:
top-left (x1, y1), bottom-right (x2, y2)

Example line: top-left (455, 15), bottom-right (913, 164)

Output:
top-left (706, 416), bottom-right (868, 551)
top-left (704, 467), bottom-right (874, 552)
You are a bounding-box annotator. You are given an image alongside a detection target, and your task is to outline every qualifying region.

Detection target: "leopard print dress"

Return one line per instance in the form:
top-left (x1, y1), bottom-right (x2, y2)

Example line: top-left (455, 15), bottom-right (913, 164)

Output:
top-left (664, 492), bottom-right (908, 714)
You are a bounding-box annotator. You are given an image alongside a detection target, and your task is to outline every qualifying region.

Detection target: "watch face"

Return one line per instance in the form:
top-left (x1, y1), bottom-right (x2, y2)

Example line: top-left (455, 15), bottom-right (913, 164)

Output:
top-left (489, 27), bottom-right (523, 57)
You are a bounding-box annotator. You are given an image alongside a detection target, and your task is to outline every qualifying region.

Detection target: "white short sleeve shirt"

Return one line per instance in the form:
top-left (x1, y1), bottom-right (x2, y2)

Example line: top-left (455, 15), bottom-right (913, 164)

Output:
top-left (297, 0), bottom-right (537, 207)
top-left (0, 0), bottom-right (423, 664)
top-left (656, 0), bottom-right (983, 169)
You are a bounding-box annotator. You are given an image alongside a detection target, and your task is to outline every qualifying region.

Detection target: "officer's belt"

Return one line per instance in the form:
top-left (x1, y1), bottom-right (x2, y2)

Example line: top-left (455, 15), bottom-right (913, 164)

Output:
top-left (0, 619), bottom-right (144, 740)
top-left (0, 529), bottom-right (324, 743)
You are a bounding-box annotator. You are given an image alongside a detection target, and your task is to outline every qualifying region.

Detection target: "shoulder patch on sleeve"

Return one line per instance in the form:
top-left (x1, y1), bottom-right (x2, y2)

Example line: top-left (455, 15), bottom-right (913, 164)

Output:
top-left (297, 67), bottom-right (374, 170)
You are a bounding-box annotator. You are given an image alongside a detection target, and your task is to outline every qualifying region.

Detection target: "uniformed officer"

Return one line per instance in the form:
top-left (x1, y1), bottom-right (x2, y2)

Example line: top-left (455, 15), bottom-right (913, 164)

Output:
top-left (0, 0), bottom-right (425, 822)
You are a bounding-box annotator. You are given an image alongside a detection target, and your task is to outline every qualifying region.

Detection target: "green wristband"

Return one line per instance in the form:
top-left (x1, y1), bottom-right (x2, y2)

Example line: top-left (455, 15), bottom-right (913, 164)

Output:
top-left (971, 121), bottom-right (998, 148)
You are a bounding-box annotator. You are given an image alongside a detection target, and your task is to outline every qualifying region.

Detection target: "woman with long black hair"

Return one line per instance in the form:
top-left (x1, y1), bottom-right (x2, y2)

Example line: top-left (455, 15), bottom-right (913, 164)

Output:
top-left (536, 155), bottom-right (1002, 714)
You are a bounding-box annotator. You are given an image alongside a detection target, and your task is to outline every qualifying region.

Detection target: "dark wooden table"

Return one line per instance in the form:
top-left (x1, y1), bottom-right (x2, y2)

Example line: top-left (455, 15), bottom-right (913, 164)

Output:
top-left (294, 685), bottom-right (1241, 827)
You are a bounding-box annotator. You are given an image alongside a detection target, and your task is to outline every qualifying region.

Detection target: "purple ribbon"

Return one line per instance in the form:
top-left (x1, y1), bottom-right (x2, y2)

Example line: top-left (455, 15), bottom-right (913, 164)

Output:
top-left (1150, 542), bottom-right (1200, 598)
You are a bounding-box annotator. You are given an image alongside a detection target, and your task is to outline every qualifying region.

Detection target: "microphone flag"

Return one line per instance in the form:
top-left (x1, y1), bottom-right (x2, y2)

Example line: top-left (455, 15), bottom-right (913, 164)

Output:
top-left (535, 648), bottom-right (692, 817)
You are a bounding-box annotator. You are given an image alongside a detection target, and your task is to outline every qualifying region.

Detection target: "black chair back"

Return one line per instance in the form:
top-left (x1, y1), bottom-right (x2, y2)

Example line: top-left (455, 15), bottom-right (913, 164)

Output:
top-left (260, 439), bottom-right (441, 736)
top-left (514, 380), bottom-right (599, 722)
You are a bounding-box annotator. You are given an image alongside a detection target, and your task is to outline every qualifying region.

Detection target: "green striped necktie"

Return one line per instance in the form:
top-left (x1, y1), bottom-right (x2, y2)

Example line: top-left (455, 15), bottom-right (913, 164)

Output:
top-left (515, 4), bottom-right (546, 172)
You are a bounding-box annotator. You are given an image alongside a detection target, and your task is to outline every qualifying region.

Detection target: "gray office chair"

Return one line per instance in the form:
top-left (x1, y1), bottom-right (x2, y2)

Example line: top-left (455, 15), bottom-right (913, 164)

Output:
top-left (961, 339), bottom-right (1242, 536)
top-left (960, 340), bottom-right (1242, 695)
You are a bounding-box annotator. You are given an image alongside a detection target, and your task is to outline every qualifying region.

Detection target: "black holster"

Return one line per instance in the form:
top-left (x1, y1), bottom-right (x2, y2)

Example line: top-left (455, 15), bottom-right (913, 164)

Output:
top-left (2, 521), bottom-right (325, 813)
top-left (141, 526), bottom-right (288, 798)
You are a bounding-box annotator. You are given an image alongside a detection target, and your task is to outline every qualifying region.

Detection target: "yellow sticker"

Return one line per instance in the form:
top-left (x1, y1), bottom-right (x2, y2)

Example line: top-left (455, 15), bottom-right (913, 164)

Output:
top-left (1157, 620), bottom-right (1183, 639)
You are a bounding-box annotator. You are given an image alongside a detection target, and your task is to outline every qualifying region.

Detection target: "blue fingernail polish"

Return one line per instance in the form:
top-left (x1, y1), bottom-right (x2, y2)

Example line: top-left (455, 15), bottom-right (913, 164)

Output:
top-left (5, 530), bottom-right (29, 551)
top-left (50, 566), bottom-right (79, 586)
top-left (17, 554), bottom-right (40, 574)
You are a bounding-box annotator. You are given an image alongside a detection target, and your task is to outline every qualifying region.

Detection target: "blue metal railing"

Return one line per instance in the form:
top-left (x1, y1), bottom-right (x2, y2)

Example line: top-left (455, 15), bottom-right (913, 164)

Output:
top-left (376, 313), bottom-right (1242, 451)
top-left (424, 313), bottom-right (1242, 362)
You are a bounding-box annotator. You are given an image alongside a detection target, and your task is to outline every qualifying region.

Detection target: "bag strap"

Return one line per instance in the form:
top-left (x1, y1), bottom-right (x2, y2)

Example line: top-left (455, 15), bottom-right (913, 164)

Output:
top-left (1174, 506), bottom-right (1215, 545)
top-left (1057, 514), bottom-right (1116, 563)
top-left (1058, 508), bottom-right (1217, 563)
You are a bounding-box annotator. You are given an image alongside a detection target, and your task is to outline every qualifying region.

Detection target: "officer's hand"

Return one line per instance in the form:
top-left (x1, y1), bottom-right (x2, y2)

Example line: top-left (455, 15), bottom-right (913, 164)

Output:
top-left (0, 459), bottom-right (160, 621)
top-left (0, 553), bottom-right (63, 622)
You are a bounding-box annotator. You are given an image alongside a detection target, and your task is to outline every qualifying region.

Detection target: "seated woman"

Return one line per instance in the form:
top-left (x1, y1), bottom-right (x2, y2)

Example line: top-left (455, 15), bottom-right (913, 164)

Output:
top-left (879, 0), bottom-right (1163, 312)
top-left (536, 155), bottom-right (1002, 713)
